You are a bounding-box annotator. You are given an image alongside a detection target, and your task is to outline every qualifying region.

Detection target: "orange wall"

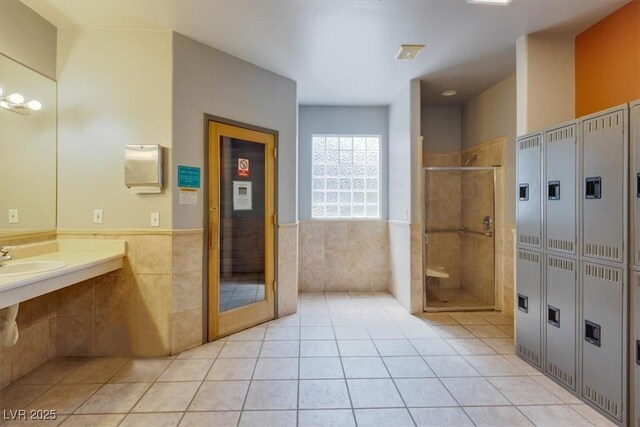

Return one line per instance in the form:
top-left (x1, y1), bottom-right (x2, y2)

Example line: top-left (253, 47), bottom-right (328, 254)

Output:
top-left (575, 0), bottom-right (640, 117)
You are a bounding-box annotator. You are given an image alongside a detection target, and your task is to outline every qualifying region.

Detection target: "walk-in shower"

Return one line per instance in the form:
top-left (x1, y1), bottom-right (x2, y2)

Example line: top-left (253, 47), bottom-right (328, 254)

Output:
top-left (423, 166), bottom-right (499, 311)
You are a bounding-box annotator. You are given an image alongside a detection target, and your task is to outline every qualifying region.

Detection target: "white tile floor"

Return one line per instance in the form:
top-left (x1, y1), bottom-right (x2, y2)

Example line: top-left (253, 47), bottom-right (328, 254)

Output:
top-left (0, 292), bottom-right (616, 426)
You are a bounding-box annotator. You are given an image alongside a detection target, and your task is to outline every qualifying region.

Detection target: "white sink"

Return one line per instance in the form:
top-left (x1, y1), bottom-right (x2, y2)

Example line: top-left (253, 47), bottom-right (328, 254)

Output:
top-left (0, 260), bottom-right (67, 277)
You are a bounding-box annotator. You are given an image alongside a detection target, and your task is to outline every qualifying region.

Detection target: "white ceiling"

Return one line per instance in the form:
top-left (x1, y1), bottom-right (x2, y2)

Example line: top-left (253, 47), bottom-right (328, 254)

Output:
top-left (23, 0), bottom-right (628, 106)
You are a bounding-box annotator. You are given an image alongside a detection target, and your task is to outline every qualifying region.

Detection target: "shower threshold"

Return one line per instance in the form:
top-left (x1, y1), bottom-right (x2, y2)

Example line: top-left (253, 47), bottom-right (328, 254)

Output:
top-left (424, 288), bottom-right (495, 312)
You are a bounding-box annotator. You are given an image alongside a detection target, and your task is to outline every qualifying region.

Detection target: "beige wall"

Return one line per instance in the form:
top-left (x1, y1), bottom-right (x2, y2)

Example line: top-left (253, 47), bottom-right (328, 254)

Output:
top-left (516, 34), bottom-right (575, 135)
top-left (421, 106), bottom-right (461, 152)
top-left (57, 29), bottom-right (173, 230)
top-left (462, 73), bottom-right (516, 224)
top-left (0, 0), bottom-right (56, 80)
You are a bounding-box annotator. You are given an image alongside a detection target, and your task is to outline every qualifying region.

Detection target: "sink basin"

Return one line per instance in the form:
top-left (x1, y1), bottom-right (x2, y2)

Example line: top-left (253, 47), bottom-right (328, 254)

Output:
top-left (0, 260), bottom-right (67, 277)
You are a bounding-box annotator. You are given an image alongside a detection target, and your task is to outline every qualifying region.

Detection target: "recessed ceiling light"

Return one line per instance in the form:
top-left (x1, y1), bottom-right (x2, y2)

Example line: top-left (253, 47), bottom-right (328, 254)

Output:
top-left (442, 90), bottom-right (458, 97)
top-left (467, 0), bottom-right (513, 5)
top-left (395, 44), bottom-right (425, 60)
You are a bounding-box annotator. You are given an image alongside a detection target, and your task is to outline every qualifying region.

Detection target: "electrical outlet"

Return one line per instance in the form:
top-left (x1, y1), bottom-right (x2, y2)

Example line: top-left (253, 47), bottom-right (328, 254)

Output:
top-left (8, 209), bottom-right (18, 224)
top-left (150, 212), bottom-right (160, 227)
top-left (93, 209), bottom-right (103, 224)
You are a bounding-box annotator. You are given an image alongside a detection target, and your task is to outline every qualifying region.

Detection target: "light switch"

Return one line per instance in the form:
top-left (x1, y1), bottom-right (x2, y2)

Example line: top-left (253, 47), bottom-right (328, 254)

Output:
top-left (150, 212), bottom-right (160, 227)
top-left (93, 209), bottom-right (103, 224)
top-left (8, 209), bottom-right (18, 224)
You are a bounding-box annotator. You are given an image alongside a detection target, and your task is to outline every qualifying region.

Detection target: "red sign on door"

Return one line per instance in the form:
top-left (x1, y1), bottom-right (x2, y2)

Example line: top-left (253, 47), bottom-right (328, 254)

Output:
top-left (237, 158), bottom-right (250, 177)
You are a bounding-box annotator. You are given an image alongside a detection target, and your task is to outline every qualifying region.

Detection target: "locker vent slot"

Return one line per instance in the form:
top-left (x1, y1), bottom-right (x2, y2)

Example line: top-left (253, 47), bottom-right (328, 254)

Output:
top-left (584, 111), bottom-right (623, 134)
top-left (519, 235), bottom-right (540, 246)
top-left (547, 126), bottom-right (574, 142)
top-left (584, 263), bottom-right (620, 283)
top-left (547, 256), bottom-right (574, 271)
top-left (546, 362), bottom-right (574, 388)
top-left (583, 385), bottom-right (620, 420)
top-left (517, 344), bottom-right (540, 366)
top-left (584, 243), bottom-right (619, 263)
top-left (517, 250), bottom-right (540, 263)
top-left (518, 136), bottom-right (541, 150)
top-left (547, 238), bottom-right (574, 253)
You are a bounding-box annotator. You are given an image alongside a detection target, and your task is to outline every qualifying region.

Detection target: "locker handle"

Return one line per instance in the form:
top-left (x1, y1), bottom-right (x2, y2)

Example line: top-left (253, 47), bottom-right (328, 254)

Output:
top-left (547, 181), bottom-right (560, 200)
top-left (547, 305), bottom-right (560, 328)
top-left (585, 177), bottom-right (601, 199)
top-left (519, 184), bottom-right (529, 201)
top-left (584, 320), bottom-right (601, 347)
top-left (517, 294), bottom-right (528, 313)
top-left (636, 174), bottom-right (640, 198)
top-left (636, 340), bottom-right (640, 366)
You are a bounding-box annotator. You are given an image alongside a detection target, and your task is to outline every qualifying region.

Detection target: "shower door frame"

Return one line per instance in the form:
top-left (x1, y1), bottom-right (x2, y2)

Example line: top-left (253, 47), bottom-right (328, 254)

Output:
top-left (422, 166), bottom-right (499, 312)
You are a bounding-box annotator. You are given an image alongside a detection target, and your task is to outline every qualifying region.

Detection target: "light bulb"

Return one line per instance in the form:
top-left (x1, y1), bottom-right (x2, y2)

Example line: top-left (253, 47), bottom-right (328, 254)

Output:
top-left (26, 100), bottom-right (42, 111)
top-left (7, 93), bottom-right (24, 104)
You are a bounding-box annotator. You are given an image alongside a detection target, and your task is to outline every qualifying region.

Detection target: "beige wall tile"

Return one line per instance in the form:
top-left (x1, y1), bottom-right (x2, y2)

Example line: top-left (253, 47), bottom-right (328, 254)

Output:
top-left (52, 281), bottom-right (95, 317)
top-left (134, 274), bottom-right (172, 357)
top-left (172, 233), bottom-right (203, 275)
top-left (277, 225), bottom-right (298, 317)
top-left (137, 235), bottom-right (172, 274)
top-left (11, 320), bottom-right (49, 382)
top-left (94, 315), bottom-right (131, 357)
top-left (172, 271), bottom-right (203, 314)
top-left (54, 316), bottom-right (94, 357)
top-left (171, 308), bottom-right (202, 354)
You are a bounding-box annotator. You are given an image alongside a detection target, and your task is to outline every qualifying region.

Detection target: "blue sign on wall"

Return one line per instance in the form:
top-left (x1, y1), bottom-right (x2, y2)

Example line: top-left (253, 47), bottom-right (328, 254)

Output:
top-left (177, 166), bottom-right (201, 188)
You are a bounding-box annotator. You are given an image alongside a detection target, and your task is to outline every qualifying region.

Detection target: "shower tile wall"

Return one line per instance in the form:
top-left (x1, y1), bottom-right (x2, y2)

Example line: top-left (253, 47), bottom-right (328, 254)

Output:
top-left (423, 138), bottom-right (507, 310)
top-left (423, 152), bottom-right (462, 293)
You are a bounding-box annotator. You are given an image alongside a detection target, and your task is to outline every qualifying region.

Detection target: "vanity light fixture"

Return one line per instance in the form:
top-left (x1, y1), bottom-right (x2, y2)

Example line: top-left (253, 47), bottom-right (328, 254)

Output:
top-left (467, 0), bottom-right (513, 5)
top-left (396, 44), bottom-right (425, 60)
top-left (0, 88), bottom-right (42, 115)
top-left (442, 90), bottom-right (458, 97)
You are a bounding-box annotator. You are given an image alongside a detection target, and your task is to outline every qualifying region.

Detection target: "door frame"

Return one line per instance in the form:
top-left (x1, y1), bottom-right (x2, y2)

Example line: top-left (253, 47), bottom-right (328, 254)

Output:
top-left (202, 114), bottom-right (279, 342)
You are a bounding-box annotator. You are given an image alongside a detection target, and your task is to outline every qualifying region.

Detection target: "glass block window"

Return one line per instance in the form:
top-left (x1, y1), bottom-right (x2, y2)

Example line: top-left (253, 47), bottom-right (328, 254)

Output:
top-left (311, 135), bottom-right (380, 218)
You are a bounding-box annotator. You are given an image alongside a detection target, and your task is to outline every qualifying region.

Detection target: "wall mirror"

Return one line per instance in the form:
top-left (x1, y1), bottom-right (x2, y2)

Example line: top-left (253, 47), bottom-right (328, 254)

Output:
top-left (0, 54), bottom-right (57, 235)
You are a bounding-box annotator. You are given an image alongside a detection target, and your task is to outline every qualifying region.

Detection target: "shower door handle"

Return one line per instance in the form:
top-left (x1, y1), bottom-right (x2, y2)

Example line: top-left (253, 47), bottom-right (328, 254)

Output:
top-left (424, 233), bottom-right (429, 245)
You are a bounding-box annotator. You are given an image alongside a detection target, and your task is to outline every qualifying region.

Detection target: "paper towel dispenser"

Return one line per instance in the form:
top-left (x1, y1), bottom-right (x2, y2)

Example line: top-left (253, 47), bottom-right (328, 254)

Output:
top-left (124, 144), bottom-right (163, 193)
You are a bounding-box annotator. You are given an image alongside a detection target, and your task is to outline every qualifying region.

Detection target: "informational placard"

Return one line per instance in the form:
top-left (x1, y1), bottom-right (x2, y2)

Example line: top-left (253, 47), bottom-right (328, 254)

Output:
top-left (237, 158), bottom-right (250, 177)
top-left (233, 181), bottom-right (252, 210)
top-left (179, 188), bottom-right (198, 205)
top-left (177, 165), bottom-right (201, 188)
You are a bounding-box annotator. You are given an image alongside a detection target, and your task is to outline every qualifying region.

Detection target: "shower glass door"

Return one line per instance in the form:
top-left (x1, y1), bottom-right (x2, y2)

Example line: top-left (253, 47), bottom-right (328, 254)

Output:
top-left (423, 167), bottom-right (496, 311)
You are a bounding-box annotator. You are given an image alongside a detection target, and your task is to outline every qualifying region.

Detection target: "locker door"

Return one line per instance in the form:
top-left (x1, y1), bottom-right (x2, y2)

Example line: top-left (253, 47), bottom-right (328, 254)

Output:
top-left (581, 107), bottom-right (627, 264)
top-left (544, 124), bottom-right (577, 255)
top-left (516, 249), bottom-right (542, 368)
top-left (545, 255), bottom-right (577, 391)
top-left (633, 270), bottom-right (640, 427)
top-left (632, 103), bottom-right (640, 268)
top-left (581, 261), bottom-right (625, 422)
top-left (517, 133), bottom-right (542, 249)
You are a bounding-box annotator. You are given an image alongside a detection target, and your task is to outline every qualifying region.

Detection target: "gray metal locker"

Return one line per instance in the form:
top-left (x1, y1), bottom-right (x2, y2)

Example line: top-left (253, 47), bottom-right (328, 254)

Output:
top-left (516, 249), bottom-right (543, 368)
top-left (517, 133), bottom-right (542, 249)
top-left (544, 123), bottom-right (577, 255)
top-left (631, 101), bottom-right (640, 268)
top-left (580, 106), bottom-right (628, 264)
top-left (632, 269), bottom-right (640, 427)
top-left (545, 254), bottom-right (577, 391)
top-left (581, 261), bottom-right (627, 423)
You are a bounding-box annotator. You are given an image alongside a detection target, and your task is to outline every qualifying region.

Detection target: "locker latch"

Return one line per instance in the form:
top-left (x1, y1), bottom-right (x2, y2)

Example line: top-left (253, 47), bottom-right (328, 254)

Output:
top-left (547, 181), bottom-right (560, 200)
top-left (584, 320), bottom-right (601, 347)
top-left (636, 174), bottom-right (640, 198)
top-left (547, 305), bottom-right (560, 327)
top-left (517, 294), bottom-right (528, 313)
top-left (519, 184), bottom-right (529, 201)
top-left (585, 177), bottom-right (601, 199)
top-left (636, 340), bottom-right (640, 366)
